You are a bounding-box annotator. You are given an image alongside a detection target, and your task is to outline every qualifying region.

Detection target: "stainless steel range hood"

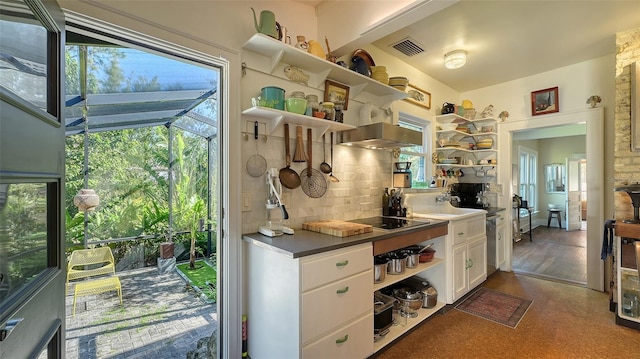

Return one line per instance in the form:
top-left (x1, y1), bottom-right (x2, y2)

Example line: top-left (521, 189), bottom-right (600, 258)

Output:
top-left (339, 122), bottom-right (422, 148)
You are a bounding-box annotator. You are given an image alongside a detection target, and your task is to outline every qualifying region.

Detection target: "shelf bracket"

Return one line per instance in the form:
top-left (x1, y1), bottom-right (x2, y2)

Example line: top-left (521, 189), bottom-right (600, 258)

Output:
top-left (268, 49), bottom-right (285, 74)
top-left (314, 69), bottom-right (331, 89)
top-left (267, 115), bottom-right (285, 134)
top-left (349, 82), bottom-right (367, 98)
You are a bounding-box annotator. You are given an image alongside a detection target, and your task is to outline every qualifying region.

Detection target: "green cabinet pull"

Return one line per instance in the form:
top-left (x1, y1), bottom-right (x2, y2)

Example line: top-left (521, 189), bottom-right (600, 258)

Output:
top-left (458, 232), bottom-right (464, 236)
top-left (335, 334), bottom-right (349, 344)
top-left (469, 258), bottom-right (473, 268)
top-left (336, 286), bottom-right (349, 294)
top-left (335, 260), bottom-right (349, 267)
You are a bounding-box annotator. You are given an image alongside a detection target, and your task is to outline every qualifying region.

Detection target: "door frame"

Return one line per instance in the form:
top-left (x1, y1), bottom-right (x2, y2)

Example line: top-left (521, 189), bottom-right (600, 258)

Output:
top-left (63, 11), bottom-right (241, 356)
top-left (498, 107), bottom-right (604, 291)
top-left (0, 0), bottom-right (66, 356)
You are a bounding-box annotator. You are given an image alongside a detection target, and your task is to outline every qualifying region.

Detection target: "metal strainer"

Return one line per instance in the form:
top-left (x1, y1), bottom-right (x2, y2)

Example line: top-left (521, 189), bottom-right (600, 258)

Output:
top-left (246, 121), bottom-right (267, 177)
top-left (300, 128), bottom-right (327, 198)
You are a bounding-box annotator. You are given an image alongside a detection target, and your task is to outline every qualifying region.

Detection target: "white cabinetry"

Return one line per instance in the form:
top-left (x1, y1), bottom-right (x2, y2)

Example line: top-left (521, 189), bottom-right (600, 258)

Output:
top-left (496, 212), bottom-right (506, 269)
top-left (245, 242), bottom-right (373, 359)
top-left (447, 214), bottom-right (487, 302)
top-left (434, 114), bottom-right (497, 171)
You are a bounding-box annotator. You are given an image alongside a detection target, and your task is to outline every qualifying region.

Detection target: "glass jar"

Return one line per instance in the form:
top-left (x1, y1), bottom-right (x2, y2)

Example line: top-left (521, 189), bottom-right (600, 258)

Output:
top-left (305, 94), bottom-right (319, 116)
top-left (320, 101), bottom-right (335, 121)
top-left (290, 91), bottom-right (305, 99)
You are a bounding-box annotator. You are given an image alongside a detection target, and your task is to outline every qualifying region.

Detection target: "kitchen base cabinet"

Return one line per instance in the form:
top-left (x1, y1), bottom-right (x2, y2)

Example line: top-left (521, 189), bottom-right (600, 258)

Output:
top-left (245, 242), bottom-right (373, 358)
top-left (452, 236), bottom-right (487, 302)
top-left (496, 213), bottom-right (506, 270)
top-left (302, 312), bottom-right (373, 359)
top-left (371, 233), bottom-right (448, 353)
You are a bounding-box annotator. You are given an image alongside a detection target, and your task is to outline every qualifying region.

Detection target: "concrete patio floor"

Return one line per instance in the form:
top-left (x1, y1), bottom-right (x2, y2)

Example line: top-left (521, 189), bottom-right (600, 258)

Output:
top-left (65, 266), bottom-right (217, 358)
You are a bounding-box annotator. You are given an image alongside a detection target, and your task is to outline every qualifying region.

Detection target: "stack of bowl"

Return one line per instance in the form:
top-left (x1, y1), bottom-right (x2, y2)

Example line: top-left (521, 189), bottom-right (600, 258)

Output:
top-left (388, 76), bottom-right (409, 91)
top-left (476, 138), bottom-right (493, 149)
top-left (370, 66), bottom-right (389, 84)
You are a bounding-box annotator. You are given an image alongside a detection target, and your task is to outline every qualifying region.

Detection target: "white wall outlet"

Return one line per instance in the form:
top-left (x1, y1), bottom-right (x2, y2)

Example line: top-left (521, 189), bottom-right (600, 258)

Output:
top-left (242, 192), bottom-right (252, 212)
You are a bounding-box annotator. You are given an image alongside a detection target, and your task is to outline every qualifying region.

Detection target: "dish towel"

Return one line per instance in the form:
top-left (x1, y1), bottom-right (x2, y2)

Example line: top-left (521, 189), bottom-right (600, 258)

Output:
top-left (601, 219), bottom-right (616, 260)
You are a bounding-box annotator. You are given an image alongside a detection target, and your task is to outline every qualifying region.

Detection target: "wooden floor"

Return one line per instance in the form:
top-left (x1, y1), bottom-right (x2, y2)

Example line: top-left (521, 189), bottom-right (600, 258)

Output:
top-left (375, 271), bottom-right (640, 359)
top-left (512, 222), bottom-right (587, 285)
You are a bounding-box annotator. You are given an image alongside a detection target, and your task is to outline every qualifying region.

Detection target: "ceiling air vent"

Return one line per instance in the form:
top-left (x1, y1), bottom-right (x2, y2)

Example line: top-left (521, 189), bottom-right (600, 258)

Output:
top-left (391, 37), bottom-right (425, 57)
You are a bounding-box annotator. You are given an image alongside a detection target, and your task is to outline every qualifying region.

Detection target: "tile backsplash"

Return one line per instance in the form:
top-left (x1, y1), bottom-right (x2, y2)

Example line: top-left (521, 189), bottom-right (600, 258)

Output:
top-left (241, 128), bottom-right (392, 234)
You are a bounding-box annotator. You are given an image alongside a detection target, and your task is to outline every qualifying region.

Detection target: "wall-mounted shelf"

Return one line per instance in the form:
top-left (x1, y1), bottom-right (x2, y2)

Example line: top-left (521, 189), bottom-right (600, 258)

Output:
top-left (435, 148), bottom-right (496, 156)
top-left (242, 34), bottom-right (409, 104)
top-left (242, 106), bottom-right (355, 138)
top-left (435, 113), bottom-right (496, 126)
top-left (436, 130), bottom-right (497, 142)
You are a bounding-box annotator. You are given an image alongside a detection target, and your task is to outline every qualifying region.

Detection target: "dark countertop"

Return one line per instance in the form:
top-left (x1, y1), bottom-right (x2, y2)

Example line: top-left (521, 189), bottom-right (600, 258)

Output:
top-left (243, 219), bottom-right (448, 258)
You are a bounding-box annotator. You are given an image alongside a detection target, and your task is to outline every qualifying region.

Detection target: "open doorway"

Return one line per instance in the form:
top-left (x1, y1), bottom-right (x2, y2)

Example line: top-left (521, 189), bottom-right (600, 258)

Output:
top-left (497, 108), bottom-right (605, 292)
top-left (62, 24), bottom-right (224, 357)
top-left (511, 132), bottom-right (587, 284)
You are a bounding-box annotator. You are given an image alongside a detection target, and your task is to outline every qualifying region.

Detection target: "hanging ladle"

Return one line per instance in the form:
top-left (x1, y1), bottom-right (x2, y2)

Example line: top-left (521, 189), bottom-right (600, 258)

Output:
top-left (320, 133), bottom-right (332, 174)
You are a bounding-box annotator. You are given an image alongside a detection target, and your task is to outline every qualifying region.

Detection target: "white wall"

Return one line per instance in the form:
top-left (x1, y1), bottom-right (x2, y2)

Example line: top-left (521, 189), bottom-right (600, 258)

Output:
top-left (462, 54), bottom-right (615, 218)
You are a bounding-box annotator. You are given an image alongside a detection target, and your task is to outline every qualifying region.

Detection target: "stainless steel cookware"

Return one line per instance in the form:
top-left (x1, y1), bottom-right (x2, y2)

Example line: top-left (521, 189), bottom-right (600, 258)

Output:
top-left (374, 256), bottom-right (388, 283)
top-left (386, 252), bottom-right (406, 275)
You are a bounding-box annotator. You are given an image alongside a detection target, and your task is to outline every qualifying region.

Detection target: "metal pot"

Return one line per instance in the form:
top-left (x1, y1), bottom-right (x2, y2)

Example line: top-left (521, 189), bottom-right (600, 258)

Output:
top-left (393, 288), bottom-right (423, 317)
top-left (421, 286), bottom-right (438, 308)
top-left (374, 257), bottom-right (388, 283)
top-left (386, 252), bottom-right (407, 275)
top-left (404, 252), bottom-right (419, 268)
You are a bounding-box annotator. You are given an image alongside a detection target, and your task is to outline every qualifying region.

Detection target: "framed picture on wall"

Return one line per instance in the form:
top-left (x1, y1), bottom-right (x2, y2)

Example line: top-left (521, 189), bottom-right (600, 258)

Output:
top-left (324, 80), bottom-right (349, 110)
top-left (531, 87), bottom-right (559, 116)
top-left (404, 83), bottom-right (431, 110)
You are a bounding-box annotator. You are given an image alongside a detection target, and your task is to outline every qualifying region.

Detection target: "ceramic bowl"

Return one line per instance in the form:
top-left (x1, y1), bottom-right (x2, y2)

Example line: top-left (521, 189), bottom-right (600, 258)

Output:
top-left (439, 123), bottom-right (458, 131)
top-left (285, 98), bottom-right (307, 114)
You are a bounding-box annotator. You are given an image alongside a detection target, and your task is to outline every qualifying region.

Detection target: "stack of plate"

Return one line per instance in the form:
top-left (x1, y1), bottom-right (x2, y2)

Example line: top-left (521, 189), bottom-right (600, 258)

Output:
top-left (439, 158), bottom-right (458, 164)
top-left (371, 66), bottom-right (389, 84)
top-left (388, 77), bottom-right (409, 91)
top-left (476, 138), bottom-right (493, 149)
top-left (442, 141), bottom-right (462, 148)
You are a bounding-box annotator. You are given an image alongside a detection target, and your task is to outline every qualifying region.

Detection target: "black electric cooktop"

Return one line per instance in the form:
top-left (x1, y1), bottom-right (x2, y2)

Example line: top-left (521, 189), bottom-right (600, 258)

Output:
top-left (347, 216), bottom-right (430, 230)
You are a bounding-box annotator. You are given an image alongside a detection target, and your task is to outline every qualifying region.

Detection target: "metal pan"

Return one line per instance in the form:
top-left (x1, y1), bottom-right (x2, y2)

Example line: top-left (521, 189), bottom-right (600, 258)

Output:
top-left (279, 124), bottom-right (301, 189)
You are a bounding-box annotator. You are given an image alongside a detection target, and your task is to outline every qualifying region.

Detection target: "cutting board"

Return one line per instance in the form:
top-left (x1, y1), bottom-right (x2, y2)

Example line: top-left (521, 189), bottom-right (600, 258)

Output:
top-left (302, 220), bottom-right (373, 237)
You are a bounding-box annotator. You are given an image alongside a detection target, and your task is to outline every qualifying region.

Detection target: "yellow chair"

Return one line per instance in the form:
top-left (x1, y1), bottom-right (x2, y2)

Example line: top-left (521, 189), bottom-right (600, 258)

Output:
top-left (66, 247), bottom-right (122, 315)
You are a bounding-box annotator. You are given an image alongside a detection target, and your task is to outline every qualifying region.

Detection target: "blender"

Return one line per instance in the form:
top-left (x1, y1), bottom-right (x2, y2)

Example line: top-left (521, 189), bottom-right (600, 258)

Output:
top-left (258, 168), bottom-right (294, 237)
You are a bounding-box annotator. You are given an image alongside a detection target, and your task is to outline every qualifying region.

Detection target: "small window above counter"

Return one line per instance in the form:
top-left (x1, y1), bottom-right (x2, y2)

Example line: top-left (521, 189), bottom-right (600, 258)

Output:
top-left (242, 34), bottom-right (409, 104)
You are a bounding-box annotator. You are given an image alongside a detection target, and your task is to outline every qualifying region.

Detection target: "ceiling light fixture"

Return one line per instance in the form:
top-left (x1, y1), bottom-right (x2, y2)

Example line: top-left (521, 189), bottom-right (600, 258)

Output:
top-left (444, 50), bottom-right (467, 69)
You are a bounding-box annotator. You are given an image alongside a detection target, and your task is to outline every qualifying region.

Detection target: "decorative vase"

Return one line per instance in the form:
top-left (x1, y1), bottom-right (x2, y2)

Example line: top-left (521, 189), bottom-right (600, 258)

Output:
top-left (74, 188), bottom-right (100, 211)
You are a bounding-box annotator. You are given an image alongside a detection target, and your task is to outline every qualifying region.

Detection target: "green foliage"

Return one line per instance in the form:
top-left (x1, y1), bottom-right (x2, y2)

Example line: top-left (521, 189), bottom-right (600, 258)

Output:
top-left (176, 260), bottom-right (217, 302)
top-left (63, 44), bottom-right (217, 267)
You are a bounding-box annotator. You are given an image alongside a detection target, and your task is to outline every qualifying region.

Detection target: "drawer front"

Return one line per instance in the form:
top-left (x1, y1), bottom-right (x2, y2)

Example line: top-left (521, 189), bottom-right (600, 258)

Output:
top-left (301, 270), bottom-right (372, 343)
top-left (301, 243), bottom-right (372, 291)
top-left (451, 221), bottom-right (468, 246)
top-left (467, 215), bottom-right (486, 238)
top-left (302, 312), bottom-right (373, 359)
